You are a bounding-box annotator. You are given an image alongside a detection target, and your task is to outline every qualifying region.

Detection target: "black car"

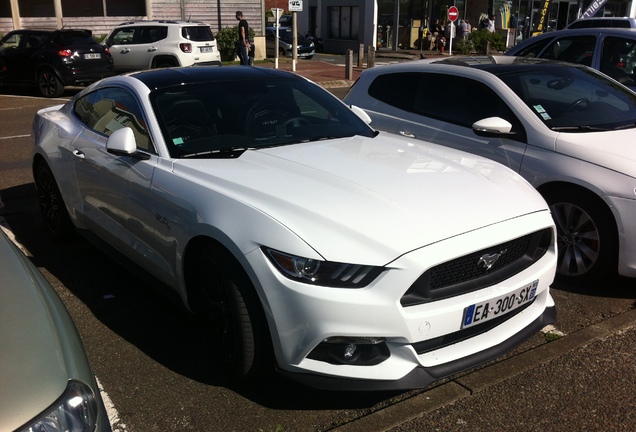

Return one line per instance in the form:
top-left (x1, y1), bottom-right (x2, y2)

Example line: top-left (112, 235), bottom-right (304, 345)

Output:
top-left (0, 29), bottom-right (114, 97)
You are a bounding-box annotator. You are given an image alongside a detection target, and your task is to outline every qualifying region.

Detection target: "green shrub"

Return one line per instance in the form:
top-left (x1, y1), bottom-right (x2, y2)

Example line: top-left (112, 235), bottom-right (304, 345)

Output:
top-left (454, 38), bottom-right (474, 55)
top-left (468, 30), bottom-right (505, 54)
top-left (215, 26), bottom-right (255, 62)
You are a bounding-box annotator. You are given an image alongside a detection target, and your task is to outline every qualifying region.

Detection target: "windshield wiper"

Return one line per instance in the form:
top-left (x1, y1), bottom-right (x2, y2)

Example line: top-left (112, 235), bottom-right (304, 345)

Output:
top-left (550, 125), bottom-right (611, 132)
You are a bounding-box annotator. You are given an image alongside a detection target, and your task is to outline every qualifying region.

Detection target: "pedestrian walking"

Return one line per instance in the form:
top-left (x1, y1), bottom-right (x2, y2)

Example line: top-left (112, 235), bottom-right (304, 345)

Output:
top-left (236, 11), bottom-right (250, 65)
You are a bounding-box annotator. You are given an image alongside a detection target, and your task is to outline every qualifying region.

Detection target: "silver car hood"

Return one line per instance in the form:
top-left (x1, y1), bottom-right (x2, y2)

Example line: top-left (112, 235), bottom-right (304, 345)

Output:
top-left (174, 133), bottom-right (548, 263)
top-left (0, 232), bottom-right (90, 431)
top-left (556, 129), bottom-right (636, 177)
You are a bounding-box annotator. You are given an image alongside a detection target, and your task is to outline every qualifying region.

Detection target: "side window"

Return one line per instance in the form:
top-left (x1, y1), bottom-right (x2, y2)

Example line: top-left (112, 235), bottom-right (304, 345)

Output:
top-left (600, 36), bottom-right (636, 85)
top-left (414, 74), bottom-right (523, 135)
top-left (514, 38), bottom-right (552, 58)
top-left (540, 36), bottom-right (596, 66)
top-left (367, 72), bottom-right (419, 111)
top-left (111, 28), bottom-right (136, 45)
top-left (139, 26), bottom-right (167, 44)
top-left (0, 33), bottom-right (23, 48)
top-left (74, 87), bottom-right (153, 152)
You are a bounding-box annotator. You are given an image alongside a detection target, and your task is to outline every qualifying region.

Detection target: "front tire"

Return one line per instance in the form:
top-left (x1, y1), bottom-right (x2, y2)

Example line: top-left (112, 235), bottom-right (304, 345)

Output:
top-left (34, 160), bottom-right (75, 241)
top-left (196, 244), bottom-right (269, 380)
top-left (544, 188), bottom-right (617, 286)
top-left (37, 68), bottom-right (64, 98)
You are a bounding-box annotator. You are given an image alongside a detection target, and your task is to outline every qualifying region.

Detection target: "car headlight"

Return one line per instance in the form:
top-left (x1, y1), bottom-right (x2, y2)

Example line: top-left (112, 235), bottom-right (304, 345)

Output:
top-left (20, 381), bottom-right (99, 432)
top-left (263, 248), bottom-right (383, 288)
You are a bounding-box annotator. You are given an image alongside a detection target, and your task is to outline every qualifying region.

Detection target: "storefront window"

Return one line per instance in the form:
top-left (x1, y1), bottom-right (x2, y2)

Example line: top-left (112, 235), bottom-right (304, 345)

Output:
top-left (329, 6), bottom-right (360, 40)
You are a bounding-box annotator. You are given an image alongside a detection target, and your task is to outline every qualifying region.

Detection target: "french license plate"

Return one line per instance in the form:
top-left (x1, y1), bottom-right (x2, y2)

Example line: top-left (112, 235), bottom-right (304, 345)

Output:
top-left (84, 53), bottom-right (101, 59)
top-left (200, 46), bottom-right (213, 53)
top-left (461, 280), bottom-right (538, 329)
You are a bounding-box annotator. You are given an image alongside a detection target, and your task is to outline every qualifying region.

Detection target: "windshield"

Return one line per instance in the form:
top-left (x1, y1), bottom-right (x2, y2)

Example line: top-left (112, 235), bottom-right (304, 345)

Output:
top-left (496, 65), bottom-right (636, 131)
top-left (151, 77), bottom-right (375, 158)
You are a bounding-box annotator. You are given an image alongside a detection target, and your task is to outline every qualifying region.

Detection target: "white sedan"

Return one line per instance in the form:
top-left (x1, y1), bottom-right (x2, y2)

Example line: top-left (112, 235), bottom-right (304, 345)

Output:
top-left (344, 56), bottom-right (636, 287)
top-left (32, 66), bottom-right (556, 390)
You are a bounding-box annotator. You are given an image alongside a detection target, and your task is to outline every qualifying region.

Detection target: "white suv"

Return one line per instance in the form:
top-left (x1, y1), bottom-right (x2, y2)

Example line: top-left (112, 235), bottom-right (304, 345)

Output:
top-left (104, 20), bottom-right (221, 71)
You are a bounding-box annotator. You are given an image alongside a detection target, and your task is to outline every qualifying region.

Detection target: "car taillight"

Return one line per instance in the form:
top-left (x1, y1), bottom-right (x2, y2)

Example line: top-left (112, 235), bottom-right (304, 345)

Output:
top-left (103, 47), bottom-right (111, 54)
top-left (57, 49), bottom-right (73, 57)
top-left (180, 43), bottom-right (192, 53)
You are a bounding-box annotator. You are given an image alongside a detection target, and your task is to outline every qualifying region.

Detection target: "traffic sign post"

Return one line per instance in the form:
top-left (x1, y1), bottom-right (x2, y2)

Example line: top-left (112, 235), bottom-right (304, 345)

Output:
top-left (447, 6), bottom-right (459, 56)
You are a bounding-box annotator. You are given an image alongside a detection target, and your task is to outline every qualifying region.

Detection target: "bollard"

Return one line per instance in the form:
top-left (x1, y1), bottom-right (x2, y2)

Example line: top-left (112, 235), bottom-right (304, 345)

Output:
top-left (345, 49), bottom-right (353, 80)
top-left (367, 45), bottom-right (375, 68)
top-left (358, 43), bottom-right (364, 68)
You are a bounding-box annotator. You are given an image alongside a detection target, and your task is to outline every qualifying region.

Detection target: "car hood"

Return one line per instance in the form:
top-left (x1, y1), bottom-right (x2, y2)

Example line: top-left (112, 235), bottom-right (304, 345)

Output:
top-left (556, 129), bottom-right (636, 177)
top-left (0, 232), bottom-right (90, 431)
top-left (174, 133), bottom-right (549, 263)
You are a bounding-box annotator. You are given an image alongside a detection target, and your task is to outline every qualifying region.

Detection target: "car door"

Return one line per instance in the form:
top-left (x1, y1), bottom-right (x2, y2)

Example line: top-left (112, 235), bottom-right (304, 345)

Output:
top-left (0, 31), bottom-right (39, 83)
top-left (366, 71), bottom-right (528, 172)
top-left (130, 25), bottom-right (167, 69)
top-left (106, 27), bottom-right (136, 71)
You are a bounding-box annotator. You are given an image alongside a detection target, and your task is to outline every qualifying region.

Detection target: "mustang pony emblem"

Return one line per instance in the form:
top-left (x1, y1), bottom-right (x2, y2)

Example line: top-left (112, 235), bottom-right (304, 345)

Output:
top-left (478, 249), bottom-right (507, 270)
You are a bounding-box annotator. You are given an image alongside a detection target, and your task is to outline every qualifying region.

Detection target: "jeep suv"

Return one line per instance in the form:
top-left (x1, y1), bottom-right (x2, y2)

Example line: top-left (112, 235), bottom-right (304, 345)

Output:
top-left (0, 29), bottom-right (114, 97)
top-left (104, 20), bottom-right (221, 72)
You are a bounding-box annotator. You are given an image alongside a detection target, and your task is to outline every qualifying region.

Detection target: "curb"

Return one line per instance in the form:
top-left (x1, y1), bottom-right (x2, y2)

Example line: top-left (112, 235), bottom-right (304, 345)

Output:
top-left (330, 307), bottom-right (636, 432)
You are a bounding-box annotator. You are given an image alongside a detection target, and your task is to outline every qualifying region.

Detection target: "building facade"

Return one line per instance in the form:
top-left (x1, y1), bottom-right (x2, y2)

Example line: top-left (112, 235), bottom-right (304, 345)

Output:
top-left (292, 0), bottom-right (635, 53)
top-left (0, 0), bottom-right (265, 37)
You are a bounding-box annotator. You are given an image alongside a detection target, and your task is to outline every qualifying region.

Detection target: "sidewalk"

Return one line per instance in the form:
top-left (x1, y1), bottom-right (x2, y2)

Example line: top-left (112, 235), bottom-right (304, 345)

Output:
top-left (256, 48), bottom-right (445, 88)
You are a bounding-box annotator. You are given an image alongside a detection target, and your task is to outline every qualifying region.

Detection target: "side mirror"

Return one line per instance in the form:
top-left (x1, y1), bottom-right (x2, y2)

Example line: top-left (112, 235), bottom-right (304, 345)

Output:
top-left (106, 127), bottom-right (150, 160)
top-left (472, 117), bottom-right (516, 137)
top-left (349, 105), bottom-right (372, 125)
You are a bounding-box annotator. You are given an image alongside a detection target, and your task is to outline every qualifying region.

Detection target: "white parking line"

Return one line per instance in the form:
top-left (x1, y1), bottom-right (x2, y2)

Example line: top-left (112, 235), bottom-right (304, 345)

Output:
top-left (0, 134), bottom-right (31, 140)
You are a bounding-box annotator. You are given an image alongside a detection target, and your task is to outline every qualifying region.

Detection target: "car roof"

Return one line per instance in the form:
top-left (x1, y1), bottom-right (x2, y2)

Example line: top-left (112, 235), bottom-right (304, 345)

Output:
top-left (115, 20), bottom-right (209, 27)
top-left (512, 27), bottom-right (636, 42)
top-left (129, 65), bottom-right (305, 90)
top-left (567, 17), bottom-right (636, 29)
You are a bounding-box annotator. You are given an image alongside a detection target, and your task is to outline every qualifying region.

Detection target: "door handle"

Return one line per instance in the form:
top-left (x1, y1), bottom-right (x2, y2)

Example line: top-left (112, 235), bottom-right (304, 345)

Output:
top-left (148, 46), bottom-right (157, 52)
top-left (399, 130), bottom-right (415, 138)
top-left (72, 149), bottom-right (85, 159)
top-left (121, 48), bottom-right (130, 53)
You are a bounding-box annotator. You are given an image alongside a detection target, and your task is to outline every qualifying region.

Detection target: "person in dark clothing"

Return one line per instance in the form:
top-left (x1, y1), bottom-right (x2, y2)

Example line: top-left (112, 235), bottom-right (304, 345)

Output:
top-left (236, 11), bottom-right (250, 65)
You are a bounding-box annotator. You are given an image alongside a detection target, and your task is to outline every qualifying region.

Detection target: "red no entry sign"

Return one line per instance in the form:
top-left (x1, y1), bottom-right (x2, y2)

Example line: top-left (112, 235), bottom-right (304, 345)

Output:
top-left (448, 6), bottom-right (459, 22)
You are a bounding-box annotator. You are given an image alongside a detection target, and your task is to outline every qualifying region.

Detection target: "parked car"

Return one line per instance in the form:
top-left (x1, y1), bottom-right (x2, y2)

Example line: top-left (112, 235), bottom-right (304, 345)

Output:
top-left (344, 56), bottom-right (636, 286)
top-left (0, 227), bottom-right (111, 431)
top-left (32, 66), bottom-right (557, 390)
top-left (0, 29), bottom-right (114, 97)
top-left (265, 26), bottom-right (315, 58)
top-left (505, 27), bottom-right (636, 91)
top-left (567, 17), bottom-right (636, 29)
top-left (103, 20), bottom-right (221, 72)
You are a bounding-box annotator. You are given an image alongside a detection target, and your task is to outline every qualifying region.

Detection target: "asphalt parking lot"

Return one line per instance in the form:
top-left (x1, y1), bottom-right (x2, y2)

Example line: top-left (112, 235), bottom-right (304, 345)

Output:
top-left (1, 58), bottom-right (635, 431)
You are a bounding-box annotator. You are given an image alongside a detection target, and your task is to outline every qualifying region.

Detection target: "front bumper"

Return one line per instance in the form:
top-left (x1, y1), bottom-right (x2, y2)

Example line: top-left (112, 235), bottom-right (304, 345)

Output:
top-left (279, 304), bottom-right (556, 391)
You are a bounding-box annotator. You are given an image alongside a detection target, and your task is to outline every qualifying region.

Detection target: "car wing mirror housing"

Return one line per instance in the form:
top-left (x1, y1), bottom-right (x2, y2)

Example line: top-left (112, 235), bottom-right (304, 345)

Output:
top-left (106, 127), bottom-right (150, 160)
top-left (472, 117), bottom-right (516, 138)
top-left (349, 105), bottom-right (372, 125)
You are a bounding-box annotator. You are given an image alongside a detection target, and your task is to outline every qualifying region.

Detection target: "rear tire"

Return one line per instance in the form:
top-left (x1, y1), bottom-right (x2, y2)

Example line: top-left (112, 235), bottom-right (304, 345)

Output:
top-left (544, 188), bottom-right (617, 286)
top-left (196, 243), bottom-right (269, 380)
top-left (34, 160), bottom-right (75, 241)
top-left (37, 68), bottom-right (64, 98)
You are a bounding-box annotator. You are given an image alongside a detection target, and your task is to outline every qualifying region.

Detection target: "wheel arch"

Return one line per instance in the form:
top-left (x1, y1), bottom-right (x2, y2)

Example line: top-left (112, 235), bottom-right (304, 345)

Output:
top-left (151, 55), bottom-right (180, 68)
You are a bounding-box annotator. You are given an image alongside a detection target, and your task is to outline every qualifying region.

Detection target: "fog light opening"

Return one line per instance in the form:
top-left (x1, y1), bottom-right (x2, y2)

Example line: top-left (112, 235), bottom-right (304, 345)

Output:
top-left (307, 337), bottom-right (390, 365)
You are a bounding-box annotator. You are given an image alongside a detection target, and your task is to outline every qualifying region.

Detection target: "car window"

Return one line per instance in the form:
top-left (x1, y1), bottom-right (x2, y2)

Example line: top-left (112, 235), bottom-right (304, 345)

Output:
top-left (138, 26), bottom-right (168, 44)
top-left (600, 36), bottom-right (636, 86)
top-left (51, 31), bottom-right (96, 46)
top-left (181, 26), bottom-right (214, 42)
top-left (74, 87), bottom-right (153, 152)
top-left (511, 38), bottom-right (553, 58)
top-left (539, 35), bottom-right (596, 66)
top-left (110, 28), bottom-right (136, 45)
top-left (367, 72), bottom-right (419, 111)
top-left (0, 33), bottom-right (23, 49)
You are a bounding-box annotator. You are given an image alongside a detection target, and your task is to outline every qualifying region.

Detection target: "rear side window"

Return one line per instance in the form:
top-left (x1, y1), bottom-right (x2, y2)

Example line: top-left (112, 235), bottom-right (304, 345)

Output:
top-left (367, 72), bottom-right (419, 111)
top-left (182, 26), bottom-right (214, 42)
top-left (138, 26), bottom-right (168, 44)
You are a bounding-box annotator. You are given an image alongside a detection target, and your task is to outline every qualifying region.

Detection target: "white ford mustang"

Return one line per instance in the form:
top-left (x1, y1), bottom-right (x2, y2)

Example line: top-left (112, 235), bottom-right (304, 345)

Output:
top-left (32, 66), bottom-right (556, 390)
